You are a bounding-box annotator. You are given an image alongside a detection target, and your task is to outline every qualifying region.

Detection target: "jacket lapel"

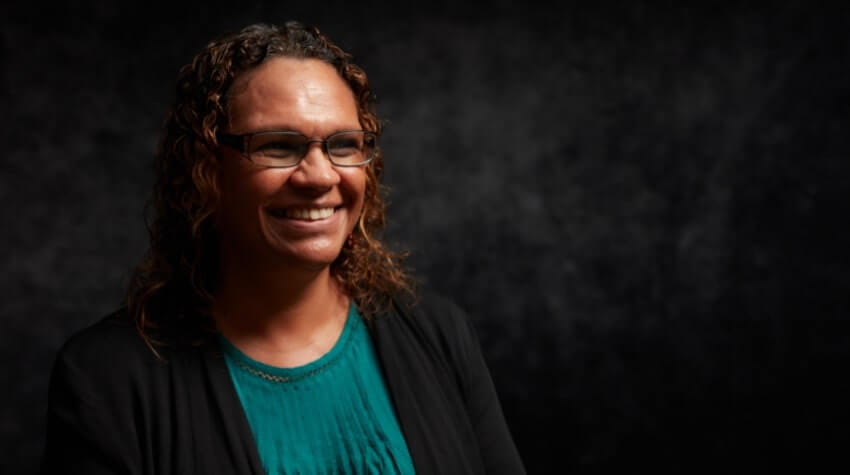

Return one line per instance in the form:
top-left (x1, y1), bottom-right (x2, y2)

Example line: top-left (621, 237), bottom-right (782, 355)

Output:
top-left (368, 300), bottom-right (484, 475)
top-left (195, 341), bottom-right (267, 475)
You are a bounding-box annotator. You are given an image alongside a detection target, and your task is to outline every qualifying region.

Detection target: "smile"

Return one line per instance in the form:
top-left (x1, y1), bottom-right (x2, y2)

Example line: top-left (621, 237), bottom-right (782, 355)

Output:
top-left (270, 207), bottom-right (337, 221)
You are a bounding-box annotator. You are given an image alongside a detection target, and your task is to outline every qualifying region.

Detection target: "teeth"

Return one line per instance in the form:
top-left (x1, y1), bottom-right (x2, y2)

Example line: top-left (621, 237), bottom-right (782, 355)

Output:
top-left (283, 207), bottom-right (335, 220)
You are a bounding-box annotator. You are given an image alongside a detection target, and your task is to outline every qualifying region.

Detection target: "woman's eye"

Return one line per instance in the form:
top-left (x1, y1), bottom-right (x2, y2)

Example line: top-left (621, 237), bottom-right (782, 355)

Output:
top-left (329, 140), bottom-right (361, 155)
top-left (256, 142), bottom-right (301, 157)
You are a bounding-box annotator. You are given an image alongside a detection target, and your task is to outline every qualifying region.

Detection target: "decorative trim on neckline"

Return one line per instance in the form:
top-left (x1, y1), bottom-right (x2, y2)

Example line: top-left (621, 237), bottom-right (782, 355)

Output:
top-left (230, 354), bottom-right (341, 383)
top-left (220, 304), bottom-right (361, 384)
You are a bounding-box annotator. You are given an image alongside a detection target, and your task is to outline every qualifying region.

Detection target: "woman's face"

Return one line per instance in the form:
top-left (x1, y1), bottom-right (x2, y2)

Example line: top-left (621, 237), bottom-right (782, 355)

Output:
top-left (216, 57), bottom-right (368, 273)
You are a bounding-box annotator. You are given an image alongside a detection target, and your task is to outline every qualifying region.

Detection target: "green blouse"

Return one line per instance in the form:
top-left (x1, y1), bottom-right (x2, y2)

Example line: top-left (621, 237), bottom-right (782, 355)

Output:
top-left (220, 305), bottom-right (415, 475)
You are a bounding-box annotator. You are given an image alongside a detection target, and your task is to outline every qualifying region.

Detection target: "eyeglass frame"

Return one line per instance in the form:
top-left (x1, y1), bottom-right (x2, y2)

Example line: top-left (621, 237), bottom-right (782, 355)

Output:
top-left (216, 129), bottom-right (378, 168)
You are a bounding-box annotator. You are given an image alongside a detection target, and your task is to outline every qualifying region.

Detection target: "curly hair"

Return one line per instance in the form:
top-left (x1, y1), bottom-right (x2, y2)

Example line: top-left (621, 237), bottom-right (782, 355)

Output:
top-left (126, 22), bottom-right (414, 352)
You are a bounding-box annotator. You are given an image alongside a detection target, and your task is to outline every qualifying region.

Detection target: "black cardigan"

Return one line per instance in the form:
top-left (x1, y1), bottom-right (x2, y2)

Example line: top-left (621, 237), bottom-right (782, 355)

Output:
top-left (41, 294), bottom-right (526, 474)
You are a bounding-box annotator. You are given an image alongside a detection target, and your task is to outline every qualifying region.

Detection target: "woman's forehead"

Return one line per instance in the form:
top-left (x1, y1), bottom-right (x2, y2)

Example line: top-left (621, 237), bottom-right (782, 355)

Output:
top-left (226, 57), bottom-right (359, 133)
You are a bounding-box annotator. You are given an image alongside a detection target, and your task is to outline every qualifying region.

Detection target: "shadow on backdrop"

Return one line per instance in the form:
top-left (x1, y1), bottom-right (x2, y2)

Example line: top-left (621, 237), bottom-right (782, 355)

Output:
top-left (2, 1), bottom-right (848, 473)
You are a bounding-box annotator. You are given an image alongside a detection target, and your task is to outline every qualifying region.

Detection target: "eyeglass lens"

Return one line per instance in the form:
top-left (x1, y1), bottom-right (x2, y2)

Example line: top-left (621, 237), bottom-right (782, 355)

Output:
top-left (249, 131), bottom-right (375, 166)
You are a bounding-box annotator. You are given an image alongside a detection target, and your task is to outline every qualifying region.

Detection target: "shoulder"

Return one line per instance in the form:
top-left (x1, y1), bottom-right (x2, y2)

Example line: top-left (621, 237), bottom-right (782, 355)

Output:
top-left (58, 308), bottom-right (151, 358)
top-left (50, 309), bottom-right (169, 386)
top-left (382, 289), bottom-right (482, 361)
top-left (396, 290), bottom-right (476, 335)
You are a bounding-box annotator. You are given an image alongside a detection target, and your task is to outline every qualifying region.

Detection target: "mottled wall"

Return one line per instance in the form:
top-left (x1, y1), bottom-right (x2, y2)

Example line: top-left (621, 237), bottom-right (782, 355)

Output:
top-left (3, 1), bottom-right (849, 473)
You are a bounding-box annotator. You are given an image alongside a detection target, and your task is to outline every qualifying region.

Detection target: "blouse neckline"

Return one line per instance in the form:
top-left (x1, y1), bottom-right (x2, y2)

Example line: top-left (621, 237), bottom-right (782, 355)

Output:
top-left (217, 305), bottom-right (359, 383)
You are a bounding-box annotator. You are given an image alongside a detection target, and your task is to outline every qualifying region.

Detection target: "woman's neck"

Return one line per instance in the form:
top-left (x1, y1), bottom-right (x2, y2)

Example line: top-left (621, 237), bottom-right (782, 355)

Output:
top-left (212, 262), bottom-right (350, 367)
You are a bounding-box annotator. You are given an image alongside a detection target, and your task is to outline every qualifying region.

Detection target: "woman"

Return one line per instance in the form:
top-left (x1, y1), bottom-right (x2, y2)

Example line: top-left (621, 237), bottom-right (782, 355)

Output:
top-left (42, 22), bottom-right (525, 474)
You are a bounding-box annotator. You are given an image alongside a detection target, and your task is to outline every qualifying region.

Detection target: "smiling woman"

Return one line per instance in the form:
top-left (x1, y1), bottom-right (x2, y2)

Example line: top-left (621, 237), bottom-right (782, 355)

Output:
top-left (40, 22), bottom-right (525, 475)
top-left (216, 58), bottom-right (368, 285)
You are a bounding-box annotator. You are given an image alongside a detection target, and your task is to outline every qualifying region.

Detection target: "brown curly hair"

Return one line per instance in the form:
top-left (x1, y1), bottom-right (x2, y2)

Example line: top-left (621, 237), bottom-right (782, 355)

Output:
top-left (126, 22), bottom-right (414, 352)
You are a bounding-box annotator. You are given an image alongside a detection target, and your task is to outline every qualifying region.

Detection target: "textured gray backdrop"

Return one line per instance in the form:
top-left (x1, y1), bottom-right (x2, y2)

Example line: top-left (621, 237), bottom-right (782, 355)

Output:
top-left (3, 1), bottom-right (849, 473)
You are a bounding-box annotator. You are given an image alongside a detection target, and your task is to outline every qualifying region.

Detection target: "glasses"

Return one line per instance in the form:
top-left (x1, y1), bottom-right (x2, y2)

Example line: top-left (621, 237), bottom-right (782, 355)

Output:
top-left (217, 130), bottom-right (378, 168)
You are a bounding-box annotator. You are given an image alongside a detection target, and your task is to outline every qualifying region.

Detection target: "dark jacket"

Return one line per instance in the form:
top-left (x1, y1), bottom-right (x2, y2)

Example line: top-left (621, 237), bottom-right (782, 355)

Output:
top-left (41, 294), bottom-right (526, 474)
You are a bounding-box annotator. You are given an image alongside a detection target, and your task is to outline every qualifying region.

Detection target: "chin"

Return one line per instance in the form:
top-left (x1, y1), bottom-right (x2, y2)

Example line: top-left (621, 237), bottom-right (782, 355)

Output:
top-left (274, 240), bottom-right (345, 271)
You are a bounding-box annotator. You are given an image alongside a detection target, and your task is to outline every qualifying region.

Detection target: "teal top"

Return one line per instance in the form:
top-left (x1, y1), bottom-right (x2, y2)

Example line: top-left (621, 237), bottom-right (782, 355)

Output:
top-left (220, 305), bottom-right (416, 475)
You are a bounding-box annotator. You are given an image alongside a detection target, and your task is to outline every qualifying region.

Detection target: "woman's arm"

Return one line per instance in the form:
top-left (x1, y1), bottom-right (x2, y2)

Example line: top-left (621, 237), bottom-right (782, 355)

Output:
top-left (41, 329), bottom-right (142, 474)
top-left (448, 301), bottom-right (527, 475)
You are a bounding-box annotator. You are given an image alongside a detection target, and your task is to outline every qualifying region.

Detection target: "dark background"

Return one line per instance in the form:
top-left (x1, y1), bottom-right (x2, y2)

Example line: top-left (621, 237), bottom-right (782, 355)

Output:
top-left (3, 1), bottom-right (849, 473)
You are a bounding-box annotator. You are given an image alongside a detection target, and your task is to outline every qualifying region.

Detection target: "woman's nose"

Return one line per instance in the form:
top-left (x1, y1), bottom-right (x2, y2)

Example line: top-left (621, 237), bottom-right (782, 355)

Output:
top-left (288, 143), bottom-right (341, 189)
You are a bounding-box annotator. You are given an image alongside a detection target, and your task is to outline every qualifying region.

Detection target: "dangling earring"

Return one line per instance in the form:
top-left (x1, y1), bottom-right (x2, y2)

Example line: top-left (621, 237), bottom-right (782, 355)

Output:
top-left (347, 232), bottom-right (355, 249)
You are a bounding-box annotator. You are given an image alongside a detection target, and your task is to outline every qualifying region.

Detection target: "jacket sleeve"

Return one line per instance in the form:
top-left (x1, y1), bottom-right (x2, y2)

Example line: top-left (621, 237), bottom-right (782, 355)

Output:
top-left (443, 299), bottom-right (527, 474)
top-left (41, 331), bottom-right (142, 474)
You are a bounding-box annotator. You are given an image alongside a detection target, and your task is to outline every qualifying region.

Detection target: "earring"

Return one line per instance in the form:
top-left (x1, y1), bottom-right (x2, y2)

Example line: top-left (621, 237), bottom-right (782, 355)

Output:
top-left (347, 232), bottom-right (355, 249)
